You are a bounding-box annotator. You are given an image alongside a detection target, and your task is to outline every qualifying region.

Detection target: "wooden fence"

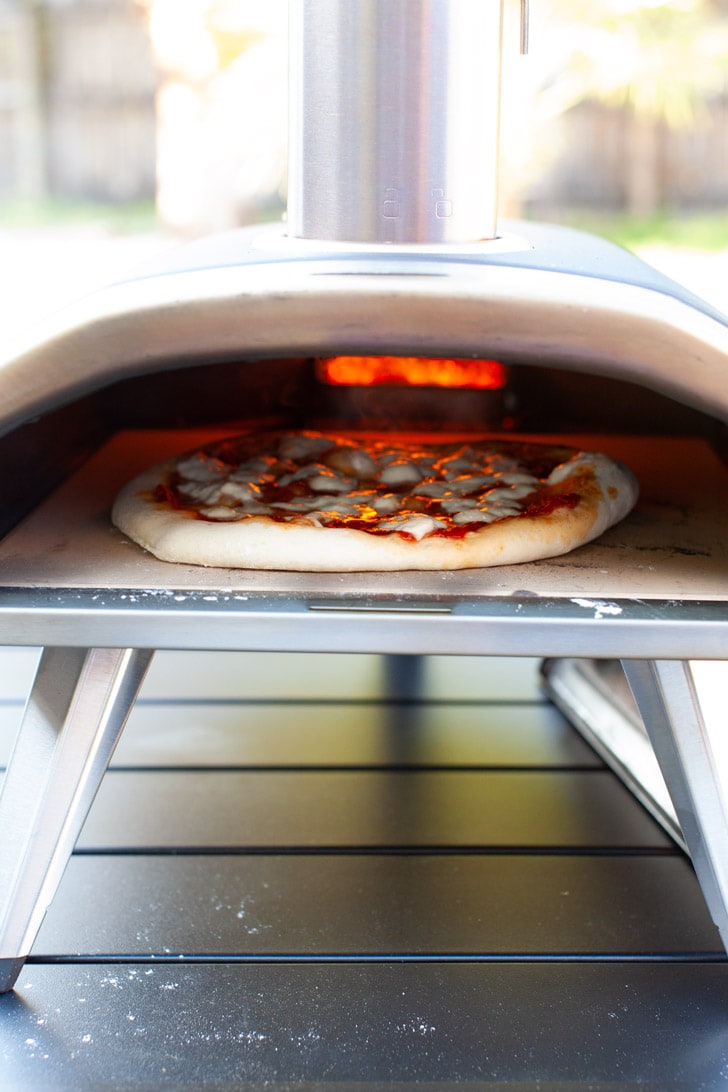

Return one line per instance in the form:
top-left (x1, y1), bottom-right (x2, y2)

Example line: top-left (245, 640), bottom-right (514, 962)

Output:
top-left (532, 99), bottom-right (728, 216)
top-left (0, 0), bottom-right (157, 204)
top-left (0, 0), bottom-right (726, 216)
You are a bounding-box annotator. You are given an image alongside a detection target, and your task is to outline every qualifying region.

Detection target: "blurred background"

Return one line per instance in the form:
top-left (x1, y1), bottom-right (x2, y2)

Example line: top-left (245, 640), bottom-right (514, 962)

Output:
top-left (1, 0), bottom-right (727, 349)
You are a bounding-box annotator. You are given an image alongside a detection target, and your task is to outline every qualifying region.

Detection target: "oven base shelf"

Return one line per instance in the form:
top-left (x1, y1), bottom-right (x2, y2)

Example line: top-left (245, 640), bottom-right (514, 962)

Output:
top-left (0, 587), bottom-right (726, 659)
top-left (1, 425), bottom-right (728, 620)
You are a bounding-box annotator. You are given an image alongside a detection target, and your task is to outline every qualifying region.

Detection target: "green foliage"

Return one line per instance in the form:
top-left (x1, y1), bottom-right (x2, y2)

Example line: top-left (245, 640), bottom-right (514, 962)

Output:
top-left (538, 0), bottom-right (728, 125)
top-left (556, 210), bottom-right (728, 251)
top-left (0, 199), bottom-right (158, 234)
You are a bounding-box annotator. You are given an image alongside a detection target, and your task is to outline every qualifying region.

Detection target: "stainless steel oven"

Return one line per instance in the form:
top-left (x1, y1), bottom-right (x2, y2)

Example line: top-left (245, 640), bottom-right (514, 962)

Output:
top-left (1, 0), bottom-right (727, 994)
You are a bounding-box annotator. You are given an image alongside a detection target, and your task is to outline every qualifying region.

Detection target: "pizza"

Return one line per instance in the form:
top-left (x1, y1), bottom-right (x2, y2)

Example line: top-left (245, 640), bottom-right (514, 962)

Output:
top-left (111, 430), bottom-right (638, 571)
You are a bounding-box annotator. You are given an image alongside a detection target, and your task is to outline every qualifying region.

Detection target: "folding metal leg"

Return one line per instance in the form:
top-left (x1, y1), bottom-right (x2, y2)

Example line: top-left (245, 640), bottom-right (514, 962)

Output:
top-left (0, 646), bottom-right (153, 993)
top-left (622, 658), bottom-right (728, 951)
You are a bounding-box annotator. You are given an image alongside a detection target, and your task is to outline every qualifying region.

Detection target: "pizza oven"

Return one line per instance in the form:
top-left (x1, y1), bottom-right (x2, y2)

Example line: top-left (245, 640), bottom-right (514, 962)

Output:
top-left (1, 0), bottom-right (728, 994)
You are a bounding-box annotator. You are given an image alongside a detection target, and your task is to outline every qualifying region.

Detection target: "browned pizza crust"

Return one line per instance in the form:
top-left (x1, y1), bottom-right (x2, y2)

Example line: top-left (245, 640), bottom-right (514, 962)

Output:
top-left (111, 432), bottom-right (638, 572)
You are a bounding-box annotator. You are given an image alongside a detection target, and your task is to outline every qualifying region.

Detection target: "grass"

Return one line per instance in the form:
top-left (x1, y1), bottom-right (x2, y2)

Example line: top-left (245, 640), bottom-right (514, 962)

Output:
top-left (0, 198), bottom-right (159, 234)
top-left (1, 198), bottom-right (726, 252)
top-left (553, 210), bottom-right (728, 252)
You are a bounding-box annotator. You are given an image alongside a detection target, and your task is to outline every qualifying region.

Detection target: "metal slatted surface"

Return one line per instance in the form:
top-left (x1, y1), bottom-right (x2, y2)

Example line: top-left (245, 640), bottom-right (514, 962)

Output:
top-left (1, 649), bottom-right (727, 1089)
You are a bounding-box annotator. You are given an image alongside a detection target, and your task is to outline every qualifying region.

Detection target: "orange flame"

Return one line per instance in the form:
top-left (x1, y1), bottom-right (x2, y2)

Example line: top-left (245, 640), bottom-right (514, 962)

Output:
top-left (317, 355), bottom-right (508, 390)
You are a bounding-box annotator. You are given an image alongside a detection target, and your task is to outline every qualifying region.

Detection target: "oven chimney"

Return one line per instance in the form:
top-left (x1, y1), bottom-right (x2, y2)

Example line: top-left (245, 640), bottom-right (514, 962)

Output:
top-left (287, 0), bottom-right (507, 244)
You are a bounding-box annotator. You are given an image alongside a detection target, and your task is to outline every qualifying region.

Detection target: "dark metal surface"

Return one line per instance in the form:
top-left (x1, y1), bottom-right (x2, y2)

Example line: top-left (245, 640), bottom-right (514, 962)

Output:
top-left (3, 701), bottom-right (601, 771)
top-left (35, 853), bottom-right (718, 957)
top-left (114, 700), bottom-right (603, 770)
top-left (4, 964), bottom-right (728, 1089)
top-left (76, 769), bottom-right (671, 851)
top-left (1, 649), bottom-right (726, 1087)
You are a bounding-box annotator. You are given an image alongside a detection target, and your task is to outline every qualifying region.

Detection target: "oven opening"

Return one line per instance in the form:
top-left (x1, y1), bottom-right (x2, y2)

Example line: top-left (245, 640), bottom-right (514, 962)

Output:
top-left (313, 355), bottom-right (513, 432)
top-left (315, 356), bottom-right (508, 391)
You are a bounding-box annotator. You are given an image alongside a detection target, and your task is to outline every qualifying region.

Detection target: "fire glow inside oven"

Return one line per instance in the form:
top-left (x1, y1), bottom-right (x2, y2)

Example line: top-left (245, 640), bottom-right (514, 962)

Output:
top-left (1, 0), bottom-right (728, 995)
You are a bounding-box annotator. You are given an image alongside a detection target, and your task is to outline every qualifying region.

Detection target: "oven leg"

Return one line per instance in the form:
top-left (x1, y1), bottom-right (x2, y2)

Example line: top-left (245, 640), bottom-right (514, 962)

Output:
top-left (622, 658), bottom-right (728, 952)
top-left (0, 646), bottom-right (153, 993)
top-left (382, 654), bottom-right (424, 701)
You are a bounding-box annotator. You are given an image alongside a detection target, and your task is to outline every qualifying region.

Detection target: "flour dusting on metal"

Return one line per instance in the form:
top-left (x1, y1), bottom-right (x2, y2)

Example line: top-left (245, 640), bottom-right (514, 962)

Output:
top-left (570, 597), bottom-right (624, 620)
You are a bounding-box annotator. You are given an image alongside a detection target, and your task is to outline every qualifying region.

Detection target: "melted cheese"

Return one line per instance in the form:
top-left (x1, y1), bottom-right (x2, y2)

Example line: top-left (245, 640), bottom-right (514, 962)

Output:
top-left (176, 454), bottom-right (227, 483)
top-left (379, 461), bottom-right (423, 486)
top-left (378, 514), bottom-right (447, 540)
top-left (172, 433), bottom-right (568, 538)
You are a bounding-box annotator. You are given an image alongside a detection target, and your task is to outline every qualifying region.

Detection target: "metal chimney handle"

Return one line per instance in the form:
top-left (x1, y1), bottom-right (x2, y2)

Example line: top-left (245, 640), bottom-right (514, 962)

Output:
top-left (521, 0), bottom-right (530, 53)
top-left (287, 0), bottom-right (506, 245)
